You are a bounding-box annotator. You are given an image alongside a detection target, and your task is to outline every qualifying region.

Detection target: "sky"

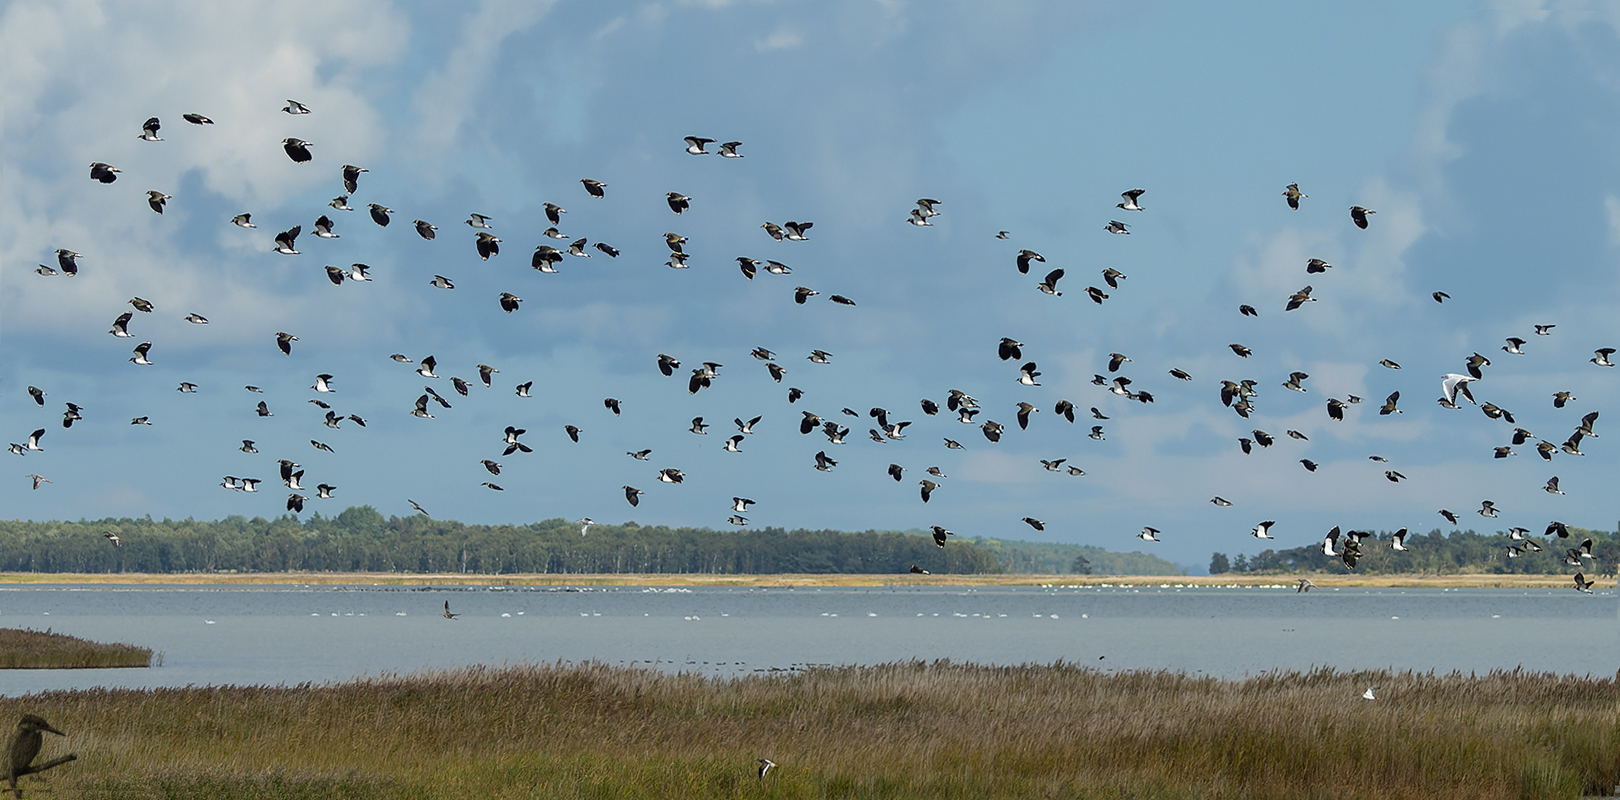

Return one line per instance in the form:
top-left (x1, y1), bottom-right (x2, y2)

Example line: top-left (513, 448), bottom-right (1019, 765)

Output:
top-left (3, 0), bottom-right (1620, 572)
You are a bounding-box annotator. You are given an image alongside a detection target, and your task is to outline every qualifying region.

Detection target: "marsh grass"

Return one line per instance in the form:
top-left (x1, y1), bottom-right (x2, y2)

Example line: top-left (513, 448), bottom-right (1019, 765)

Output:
top-left (4, 662), bottom-right (1615, 799)
top-left (0, 627), bottom-right (154, 669)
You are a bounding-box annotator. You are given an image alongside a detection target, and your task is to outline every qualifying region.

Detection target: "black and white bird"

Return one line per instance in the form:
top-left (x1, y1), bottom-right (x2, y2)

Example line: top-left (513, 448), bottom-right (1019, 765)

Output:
top-left (369, 203), bottom-right (392, 226)
top-left (1104, 220), bottom-right (1129, 234)
top-left (1015, 250), bottom-right (1044, 274)
top-left (719, 141), bottom-right (744, 157)
top-left (1284, 183), bottom-right (1306, 209)
top-left (475, 232), bottom-right (501, 260)
top-left (1252, 521), bottom-right (1275, 539)
top-left (90, 162), bottom-right (120, 183)
top-left (1349, 205), bottom-right (1375, 229)
top-left (283, 99), bottom-right (311, 115)
top-left (342, 164), bottom-right (367, 193)
top-left (503, 427), bottom-right (532, 455)
top-left (1593, 348), bottom-right (1616, 367)
top-left (147, 190), bottom-right (170, 213)
top-left (1137, 527), bottom-right (1161, 542)
top-left (684, 136), bottom-right (715, 154)
top-left (1391, 528), bottom-right (1410, 551)
top-left (273, 226), bottom-right (301, 254)
top-left (1037, 269), bottom-right (1064, 296)
top-left (666, 193), bottom-right (690, 214)
top-left (282, 138), bottom-right (313, 163)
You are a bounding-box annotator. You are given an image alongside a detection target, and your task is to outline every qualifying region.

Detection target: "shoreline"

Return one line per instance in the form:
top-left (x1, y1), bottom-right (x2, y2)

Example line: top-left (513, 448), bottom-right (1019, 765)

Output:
top-left (0, 571), bottom-right (1595, 588)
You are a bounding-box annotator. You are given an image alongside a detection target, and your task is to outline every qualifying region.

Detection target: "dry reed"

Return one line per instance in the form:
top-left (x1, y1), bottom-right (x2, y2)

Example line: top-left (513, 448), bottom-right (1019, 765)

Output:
top-left (1, 661), bottom-right (1614, 799)
top-left (0, 628), bottom-right (154, 669)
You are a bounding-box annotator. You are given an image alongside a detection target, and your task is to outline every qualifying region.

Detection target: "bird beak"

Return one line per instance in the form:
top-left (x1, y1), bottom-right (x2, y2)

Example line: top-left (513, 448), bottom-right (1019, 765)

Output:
top-left (44, 723), bottom-right (65, 736)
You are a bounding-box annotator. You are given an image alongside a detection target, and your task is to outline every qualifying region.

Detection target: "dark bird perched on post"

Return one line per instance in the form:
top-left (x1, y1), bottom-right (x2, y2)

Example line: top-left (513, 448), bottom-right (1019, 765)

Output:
top-left (6, 714), bottom-right (73, 796)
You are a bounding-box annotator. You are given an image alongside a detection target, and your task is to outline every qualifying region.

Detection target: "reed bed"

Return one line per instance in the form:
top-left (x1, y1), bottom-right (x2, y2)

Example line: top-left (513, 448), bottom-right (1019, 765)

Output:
top-left (4, 661), bottom-right (1615, 799)
top-left (0, 628), bottom-right (154, 669)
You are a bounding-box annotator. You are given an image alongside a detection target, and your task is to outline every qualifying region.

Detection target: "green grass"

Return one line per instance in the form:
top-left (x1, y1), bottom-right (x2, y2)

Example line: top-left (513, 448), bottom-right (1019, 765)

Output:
top-left (4, 661), bottom-right (1616, 799)
top-left (0, 627), bottom-right (155, 669)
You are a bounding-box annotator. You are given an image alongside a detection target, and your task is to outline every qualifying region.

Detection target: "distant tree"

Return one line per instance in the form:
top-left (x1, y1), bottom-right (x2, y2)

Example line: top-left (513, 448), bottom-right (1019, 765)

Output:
top-left (1209, 552), bottom-right (1230, 575)
top-left (1232, 554), bottom-right (1249, 572)
top-left (1070, 555), bottom-right (1092, 575)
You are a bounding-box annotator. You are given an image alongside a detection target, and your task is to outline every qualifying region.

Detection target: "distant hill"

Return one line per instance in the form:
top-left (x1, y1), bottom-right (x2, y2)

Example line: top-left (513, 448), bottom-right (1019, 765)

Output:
top-left (964, 536), bottom-right (1186, 576)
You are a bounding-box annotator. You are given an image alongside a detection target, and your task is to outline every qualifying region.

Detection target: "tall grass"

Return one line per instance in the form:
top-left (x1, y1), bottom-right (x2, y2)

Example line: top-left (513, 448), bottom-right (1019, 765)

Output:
top-left (4, 661), bottom-right (1615, 799)
top-left (0, 627), bottom-right (154, 669)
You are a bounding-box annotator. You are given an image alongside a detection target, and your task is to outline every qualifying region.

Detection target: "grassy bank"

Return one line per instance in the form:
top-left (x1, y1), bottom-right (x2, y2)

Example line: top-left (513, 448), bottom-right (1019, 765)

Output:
top-left (0, 628), bottom-right (154, 669)
top-left (6, 661), bottom-right (1618, 799)
top-left (0, 571), bottom-right (1600, 588)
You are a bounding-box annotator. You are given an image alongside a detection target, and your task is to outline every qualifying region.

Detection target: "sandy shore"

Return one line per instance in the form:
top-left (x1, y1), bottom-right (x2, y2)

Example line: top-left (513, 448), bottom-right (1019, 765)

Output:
top-left (0, 571), bottom-right (1596, 588)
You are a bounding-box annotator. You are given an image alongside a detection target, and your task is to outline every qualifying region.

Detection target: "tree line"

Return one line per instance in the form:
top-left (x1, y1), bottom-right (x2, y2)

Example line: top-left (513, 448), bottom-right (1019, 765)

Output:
top-left (1210, 527), bottom-right (1619, 576)
top-left (0, 507), bottom-right (1007, 575)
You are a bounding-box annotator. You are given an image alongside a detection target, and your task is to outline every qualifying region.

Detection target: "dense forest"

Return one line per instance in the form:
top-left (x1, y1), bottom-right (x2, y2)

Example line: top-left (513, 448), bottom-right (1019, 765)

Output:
top-left (0, 507), bottom-right (1014, 575)
top-left (1210, 527), bottom-right (1619, 576)
top-left (965, 537), bottom-right (1182, 576)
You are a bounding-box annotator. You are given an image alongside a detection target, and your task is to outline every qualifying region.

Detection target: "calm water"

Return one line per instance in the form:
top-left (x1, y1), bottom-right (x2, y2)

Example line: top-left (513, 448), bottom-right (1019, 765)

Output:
top-left (0, 583), bottom-right (1614, 697)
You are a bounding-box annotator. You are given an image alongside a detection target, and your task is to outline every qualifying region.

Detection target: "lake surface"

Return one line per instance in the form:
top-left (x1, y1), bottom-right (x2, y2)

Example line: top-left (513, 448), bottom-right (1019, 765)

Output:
top-left (1, 583), bottom-right (1614, 696)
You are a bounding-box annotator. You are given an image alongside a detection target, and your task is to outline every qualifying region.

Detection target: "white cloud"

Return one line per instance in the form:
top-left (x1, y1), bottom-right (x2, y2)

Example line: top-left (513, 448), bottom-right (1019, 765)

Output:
top-left (410, 0), bottom-right (561, 156)
top-left (755, 27), bottom-right (803, 51)
top-left (0, 0), bottom-right (411, 343)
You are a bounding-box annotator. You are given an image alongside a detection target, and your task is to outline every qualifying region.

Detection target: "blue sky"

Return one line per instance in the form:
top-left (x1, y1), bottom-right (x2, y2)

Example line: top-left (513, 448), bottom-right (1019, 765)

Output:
top-left (3, 0), bottom-right (1619, 572)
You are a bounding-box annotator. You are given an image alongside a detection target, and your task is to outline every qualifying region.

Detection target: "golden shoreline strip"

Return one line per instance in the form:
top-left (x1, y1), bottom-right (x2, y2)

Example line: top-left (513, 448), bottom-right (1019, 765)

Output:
top-left (0, 572), bottom-right (1587, 588)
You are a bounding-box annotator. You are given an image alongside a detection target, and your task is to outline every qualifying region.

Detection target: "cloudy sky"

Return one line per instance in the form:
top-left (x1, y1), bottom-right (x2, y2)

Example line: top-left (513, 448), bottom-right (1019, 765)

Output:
top-left (3, 0), bottom-right (1619, 572)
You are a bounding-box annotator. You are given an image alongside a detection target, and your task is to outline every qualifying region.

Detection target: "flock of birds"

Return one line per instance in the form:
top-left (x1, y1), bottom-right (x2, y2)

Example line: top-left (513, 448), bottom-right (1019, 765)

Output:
top-left (9, 100), bottom-right (1613, 594)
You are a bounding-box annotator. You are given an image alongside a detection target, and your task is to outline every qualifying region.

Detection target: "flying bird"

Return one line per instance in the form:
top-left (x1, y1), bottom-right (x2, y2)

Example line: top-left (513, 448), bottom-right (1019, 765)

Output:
top-left (282, 138), bottom-right (313, 163)
top-left (1015, 250), bottom-right (1044, 274)
top-left (1283, 183), bottom-right (1306, 210)
top-left (273, 226), bottom-right (301, 255)
top-left (1349, 205), bottom-right (1375, 229)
